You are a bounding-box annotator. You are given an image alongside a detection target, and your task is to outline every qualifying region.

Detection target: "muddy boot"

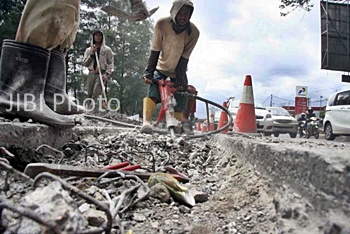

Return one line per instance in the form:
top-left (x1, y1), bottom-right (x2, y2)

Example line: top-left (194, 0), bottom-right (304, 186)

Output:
top-left (182, 121), bottom-right (194, 135)
top-left (140, 97), bottom-right (155, 134)
top-left (45, 49), bottom-right (85, 115)
top-left (0, 40), bottom-right (75, 128)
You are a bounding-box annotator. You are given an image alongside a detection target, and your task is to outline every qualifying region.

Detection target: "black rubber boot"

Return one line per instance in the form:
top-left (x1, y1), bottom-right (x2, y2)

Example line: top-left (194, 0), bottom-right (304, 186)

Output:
top-left (0, 40), bottom-right (75, 128)
top-left (45, 49), bottom-right (85, 115)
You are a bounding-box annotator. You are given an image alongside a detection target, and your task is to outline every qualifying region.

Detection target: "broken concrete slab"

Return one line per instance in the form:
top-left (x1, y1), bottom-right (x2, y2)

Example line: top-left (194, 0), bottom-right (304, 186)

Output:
top-left (0, 122), bottom-right (129, 150)
top-left (214, 134), bottom-right (350, 215)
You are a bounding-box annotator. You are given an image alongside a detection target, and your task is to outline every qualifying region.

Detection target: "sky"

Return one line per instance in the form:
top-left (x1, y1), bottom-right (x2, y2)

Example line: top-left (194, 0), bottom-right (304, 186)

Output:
top-left (143, 0), bottom-right (350, 117)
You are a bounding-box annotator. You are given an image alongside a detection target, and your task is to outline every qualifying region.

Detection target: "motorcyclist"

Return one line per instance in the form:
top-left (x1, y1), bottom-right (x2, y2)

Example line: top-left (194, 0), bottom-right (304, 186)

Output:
top-left (297, 112), bottom-right (307, 136)
top-left (305, 108), bottom-right (316, 133)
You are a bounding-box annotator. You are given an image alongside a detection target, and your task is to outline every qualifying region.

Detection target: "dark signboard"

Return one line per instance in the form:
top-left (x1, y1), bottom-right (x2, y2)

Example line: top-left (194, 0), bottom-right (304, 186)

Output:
top-left (342, 75), bottom-right (350, 82)
top-left (321, 1), bottom-right (350, 72)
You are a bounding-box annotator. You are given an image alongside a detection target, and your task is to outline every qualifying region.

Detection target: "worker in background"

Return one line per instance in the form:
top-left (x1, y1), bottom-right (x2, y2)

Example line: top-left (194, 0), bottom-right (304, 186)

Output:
top-left (82, 29), bottom-right (114, 115)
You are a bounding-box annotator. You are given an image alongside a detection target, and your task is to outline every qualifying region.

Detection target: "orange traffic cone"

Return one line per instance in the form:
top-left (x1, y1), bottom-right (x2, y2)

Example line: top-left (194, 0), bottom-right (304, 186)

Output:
top-left (217, 101), bottom-right (229, 134)
top-left (196, 122), bottom-right (201, 132)
top-left (202, 120), bottom-right (208, 132)
top-left (209, 114), bottom-right (215, 131)
top-left (233, 75), bottom-right (257, 133)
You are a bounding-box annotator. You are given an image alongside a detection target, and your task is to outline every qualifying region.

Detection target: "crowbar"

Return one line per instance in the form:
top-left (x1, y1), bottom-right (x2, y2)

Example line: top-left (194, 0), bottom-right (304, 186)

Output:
top-left (24, 163), bottom-right (190, 183)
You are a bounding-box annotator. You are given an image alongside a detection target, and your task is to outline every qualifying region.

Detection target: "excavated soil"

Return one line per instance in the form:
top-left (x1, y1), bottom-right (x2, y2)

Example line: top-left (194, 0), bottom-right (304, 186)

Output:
top-left (0, 115), bottom-right (349, 234)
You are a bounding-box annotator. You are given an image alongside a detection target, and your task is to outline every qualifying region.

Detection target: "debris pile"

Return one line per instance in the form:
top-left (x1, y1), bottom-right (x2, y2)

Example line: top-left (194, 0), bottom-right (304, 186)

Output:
top-left (1, 123), bottom-right (349, 233)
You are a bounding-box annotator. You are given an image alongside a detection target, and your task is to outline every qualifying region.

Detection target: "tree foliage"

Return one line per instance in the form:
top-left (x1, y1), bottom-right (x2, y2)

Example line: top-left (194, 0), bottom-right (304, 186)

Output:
top-left (68, 0), bottom-right (153, 115)
top-left (0, 0), bottom-right (25, 46)
top-left (279, 0), bottom-right (314, 16)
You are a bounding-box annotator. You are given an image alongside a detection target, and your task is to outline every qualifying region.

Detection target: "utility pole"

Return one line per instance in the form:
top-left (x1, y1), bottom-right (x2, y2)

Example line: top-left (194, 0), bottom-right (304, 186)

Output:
top-left (270, 94), bottom-right (273, 107)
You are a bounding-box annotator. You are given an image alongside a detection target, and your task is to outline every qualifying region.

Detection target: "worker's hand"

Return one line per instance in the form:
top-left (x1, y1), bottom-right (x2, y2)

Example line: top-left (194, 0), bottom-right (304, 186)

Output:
top-left (175, 85), bottom-right (186, 92)
top-left (102, 73), bottom-right (108, 82)
top-left (92, 44), bottom-right (98, 53)
top-left (174, 81), bottom-right (187, 92)
top-left (143, 76), bottom-right (153, 85)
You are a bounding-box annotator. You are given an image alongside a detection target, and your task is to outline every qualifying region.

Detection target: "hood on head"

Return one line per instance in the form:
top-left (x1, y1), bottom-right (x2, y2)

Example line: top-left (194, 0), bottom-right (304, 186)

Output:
top-left (92, 29), bottom-right (105, 46)
top-left (170, 0), bottom-right (194, 25)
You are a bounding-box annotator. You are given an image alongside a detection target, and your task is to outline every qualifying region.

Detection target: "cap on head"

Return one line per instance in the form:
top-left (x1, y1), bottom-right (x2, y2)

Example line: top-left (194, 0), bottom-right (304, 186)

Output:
top-left (301, 112), bottom-right (305, 116)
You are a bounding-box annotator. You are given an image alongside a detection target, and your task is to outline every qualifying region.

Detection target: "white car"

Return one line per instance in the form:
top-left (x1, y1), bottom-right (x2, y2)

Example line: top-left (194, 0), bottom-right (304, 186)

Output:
top-left (226, 98), bottom-right (273, 133)
top-left (323, 89), bottom-right (350, 140)
top-left (265, 107), bottom-right (298, 138)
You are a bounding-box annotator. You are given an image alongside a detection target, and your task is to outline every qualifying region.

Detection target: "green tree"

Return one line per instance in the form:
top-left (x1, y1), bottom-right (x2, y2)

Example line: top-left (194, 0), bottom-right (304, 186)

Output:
top-left (68, 0), bottom-right (153, 116)
top-left (0, 0), bottom-right (25, 46)
top-left (279, 0), bottom-right (314, 16)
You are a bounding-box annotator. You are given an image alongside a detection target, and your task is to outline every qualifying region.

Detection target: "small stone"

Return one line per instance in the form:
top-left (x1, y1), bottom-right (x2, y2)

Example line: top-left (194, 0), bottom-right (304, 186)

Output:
top-left (281, 208), bottom-right (293, 219)
top-left (149, 184), bottom-right (171, 203)
top-left (78, 203), bottom-right (90, 213)
top-left (151, 221), bottom-right (159, 229)
top-left (191, 190), bottom-right (209, 203)
top-left (84, 209), bottom-right (106, 227)
top-left (179, 205), bottom-right (191, 214)
top-left (244, 215), bottom-right (251, 221)
top-left (133, 213), bottom-right (146, 222)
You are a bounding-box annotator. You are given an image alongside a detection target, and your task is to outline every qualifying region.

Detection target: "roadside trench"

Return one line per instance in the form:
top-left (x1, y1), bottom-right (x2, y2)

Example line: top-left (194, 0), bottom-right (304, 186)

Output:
top-left (0, 116), bottom-right (349, 234)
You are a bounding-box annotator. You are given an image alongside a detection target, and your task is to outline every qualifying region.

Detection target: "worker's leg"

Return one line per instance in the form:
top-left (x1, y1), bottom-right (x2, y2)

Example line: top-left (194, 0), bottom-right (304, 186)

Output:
top-left (0, 40), bottom-right (75, 128)
top-left (0, 0), bottom-right (80, 127)
top-left (45, 49), bottom-right (85, 115)
top-left (140, 97), bottom-right (156, 134)
top-left (140, 71), bottom-right (165, 134)
top-left (174, 92), bottom-right (190, 134)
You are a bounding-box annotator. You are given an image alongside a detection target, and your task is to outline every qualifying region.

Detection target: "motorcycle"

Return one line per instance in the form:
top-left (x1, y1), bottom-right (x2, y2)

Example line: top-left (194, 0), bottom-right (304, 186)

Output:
top-left (304, 117), bottom-right (320, 139)
top-left (298, 120), bottom-right (306, 138)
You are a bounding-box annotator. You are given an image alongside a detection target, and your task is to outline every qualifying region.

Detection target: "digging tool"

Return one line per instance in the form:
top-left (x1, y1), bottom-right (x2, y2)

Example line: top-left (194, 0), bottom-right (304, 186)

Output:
top-left (101, 1), bottom-right (159, 21)
top-left (156, 78), bottom-right (179, 138)
top-left (95, 51), bottom-right (109, 110)
top-left (24, 163), bottom-right (190, 183)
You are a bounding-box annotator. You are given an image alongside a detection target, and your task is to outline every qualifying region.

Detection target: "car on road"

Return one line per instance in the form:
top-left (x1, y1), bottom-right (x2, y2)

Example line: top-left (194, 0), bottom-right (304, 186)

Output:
top-left (265, 107), bottom-right (298, 138)
top-left (323, 89), bottom-right (350, 140)
top-left (225, 98), bottom-right (273, 134)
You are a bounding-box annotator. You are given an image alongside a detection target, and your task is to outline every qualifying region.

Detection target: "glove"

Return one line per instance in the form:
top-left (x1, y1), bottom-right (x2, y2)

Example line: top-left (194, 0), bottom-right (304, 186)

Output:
top-left (175, 56), bottom-right (189, 91)
top-left (144, 50), bottom-right (160, 79)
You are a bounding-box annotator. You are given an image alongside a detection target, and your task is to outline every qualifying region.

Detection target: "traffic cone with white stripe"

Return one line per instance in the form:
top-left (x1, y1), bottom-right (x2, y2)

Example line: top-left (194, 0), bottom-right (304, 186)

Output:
top-left (233, 75), bottom-right (257, 133)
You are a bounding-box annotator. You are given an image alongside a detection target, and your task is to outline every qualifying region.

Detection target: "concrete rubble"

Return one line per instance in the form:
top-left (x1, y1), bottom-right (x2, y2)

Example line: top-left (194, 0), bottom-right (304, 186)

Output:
top-left (0, 115), bottom-right (349, 234)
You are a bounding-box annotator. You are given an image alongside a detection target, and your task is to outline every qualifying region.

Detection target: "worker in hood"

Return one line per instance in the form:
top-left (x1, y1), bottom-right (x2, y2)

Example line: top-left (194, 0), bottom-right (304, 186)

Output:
top-left (140, 0), bottom-right (200, 134)
top-left (83, 29), bottom-right (114, 115)
top-left (0, 0), bottom-right (85, 128)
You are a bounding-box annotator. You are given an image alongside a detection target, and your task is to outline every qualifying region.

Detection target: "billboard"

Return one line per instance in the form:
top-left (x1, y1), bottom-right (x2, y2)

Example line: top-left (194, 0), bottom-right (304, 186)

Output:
top-left (320, 1), bottom-right (350, 72)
